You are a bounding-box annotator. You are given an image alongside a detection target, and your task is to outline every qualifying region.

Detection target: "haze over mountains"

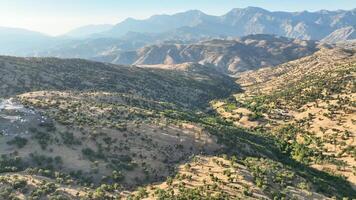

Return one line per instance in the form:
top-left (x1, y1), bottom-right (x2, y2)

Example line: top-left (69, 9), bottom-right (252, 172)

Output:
top-left (63, 24), bottom-right (114, 39)
top-left (0, 27), bottom-right (54, 55)
top-left (0, 7), bottom-right (355, 58)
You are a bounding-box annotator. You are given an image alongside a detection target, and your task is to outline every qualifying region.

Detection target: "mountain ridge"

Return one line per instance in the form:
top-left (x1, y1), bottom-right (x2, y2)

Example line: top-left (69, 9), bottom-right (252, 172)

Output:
top-left (98, 7), bottom-right (356, 40)
top-left (322, 26), bottom-right (356, 43)
top-left (94, 34), bottom-right (319, 75)
top-left (1, 7), bottom-right (355, 57)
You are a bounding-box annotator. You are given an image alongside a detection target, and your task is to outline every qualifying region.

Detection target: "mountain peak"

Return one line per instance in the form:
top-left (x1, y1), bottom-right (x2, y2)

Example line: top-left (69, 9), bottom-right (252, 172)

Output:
top-left (245, 6), bottom-right (268, 11)
top-left (182, 9), bottom-right (205, 15)
top-left (171, 9), bottom-right (208, 18)
top-left (121, 17), bottom-right (137, 23)
top-left (227, 6), bottom-right (268, 14)
top-left (142, 10), bottom-right (207, 21)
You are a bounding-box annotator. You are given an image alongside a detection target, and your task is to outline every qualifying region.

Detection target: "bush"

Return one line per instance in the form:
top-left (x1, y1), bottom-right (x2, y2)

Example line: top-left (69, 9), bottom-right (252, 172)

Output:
top-left (0, 154), bottom-right (25, 173)
top-left (7, 136), bottom-right (28, 148)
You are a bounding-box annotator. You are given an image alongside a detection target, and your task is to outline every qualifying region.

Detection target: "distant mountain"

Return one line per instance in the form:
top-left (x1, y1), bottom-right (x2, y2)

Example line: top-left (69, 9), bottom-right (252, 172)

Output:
top-left (36, 7), bottom-right (356, 60)
top-left (0, 27), bottom-right (54, 56)
top-left (1, 7), bottom-right (355, 57)
top-left (36, 31), bottom-right (213, 59)
top-left (97, 7), bottom-right (356, 40)
top-left (36, 37), bottom-right (138, 58)
top-left (64, 24), bottom-right (114, 39)
top-left (37, 30), bottom-right (166, 58)
top-left (321, 26), bottom-right (356, 43)
top-left (94, 34), bottom-right (319, 74)
top-left (102, 10), bottom-right (217, 37)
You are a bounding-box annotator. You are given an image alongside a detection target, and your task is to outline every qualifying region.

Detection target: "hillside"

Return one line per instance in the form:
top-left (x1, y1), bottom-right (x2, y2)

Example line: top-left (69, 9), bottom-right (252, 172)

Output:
top-left (95, 34), bottom-right (319, 74)
top-left (213, 47), bottom-right (356, 189)
top-left (0, 57), bottom-right (238, 108)
top-left (0, 53), bottom-right (355, 199)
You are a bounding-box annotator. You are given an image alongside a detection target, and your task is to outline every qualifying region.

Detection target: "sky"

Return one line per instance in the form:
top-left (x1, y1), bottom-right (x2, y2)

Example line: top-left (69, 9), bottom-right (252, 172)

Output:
top-left (0, 0), bottom-right (355, 36)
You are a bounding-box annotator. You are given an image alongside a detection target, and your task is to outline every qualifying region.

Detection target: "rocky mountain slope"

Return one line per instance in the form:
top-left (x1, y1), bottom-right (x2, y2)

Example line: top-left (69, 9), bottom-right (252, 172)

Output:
top-left (95, 34), bottom-right (319, 75)
top-left (322, 26), bottom-right (356, 44)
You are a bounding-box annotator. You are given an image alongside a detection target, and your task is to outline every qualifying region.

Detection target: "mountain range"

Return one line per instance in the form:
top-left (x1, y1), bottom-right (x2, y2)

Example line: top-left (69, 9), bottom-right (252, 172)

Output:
top-left (99, 7), bottom-right (356, 40)
top-left (0, 7), bottom-right (355, 57)
top-left (93, 34), bottom-right (319, 74)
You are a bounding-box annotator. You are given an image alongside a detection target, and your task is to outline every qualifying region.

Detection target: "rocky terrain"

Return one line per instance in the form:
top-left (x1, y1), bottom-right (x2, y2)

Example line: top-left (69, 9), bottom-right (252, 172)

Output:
top-left (321, 26), bottom-right (356, 44)
top-left (0, 98), bottom-right (50, 137)
top-left (95, 34), bottom-right (319, 75)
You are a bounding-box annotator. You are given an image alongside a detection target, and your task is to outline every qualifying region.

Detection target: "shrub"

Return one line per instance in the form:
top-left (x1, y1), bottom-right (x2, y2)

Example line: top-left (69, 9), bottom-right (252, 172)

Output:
top-left (7, 137), bottom-right (28, 148)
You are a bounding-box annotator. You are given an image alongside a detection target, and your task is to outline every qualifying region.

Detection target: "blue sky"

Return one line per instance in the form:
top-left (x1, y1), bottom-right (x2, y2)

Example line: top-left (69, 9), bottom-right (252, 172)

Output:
top-left (0, 0), bottom-right (355, 35)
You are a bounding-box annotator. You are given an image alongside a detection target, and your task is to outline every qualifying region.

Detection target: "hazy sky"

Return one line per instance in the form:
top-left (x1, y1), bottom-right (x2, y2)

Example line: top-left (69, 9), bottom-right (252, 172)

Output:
top-left (0, 0), bottom-right (355, 36)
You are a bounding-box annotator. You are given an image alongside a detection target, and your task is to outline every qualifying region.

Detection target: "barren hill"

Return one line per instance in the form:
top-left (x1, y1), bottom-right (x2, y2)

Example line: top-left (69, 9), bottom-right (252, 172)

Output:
top-left (95, 34), bottom-right (319, 75)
